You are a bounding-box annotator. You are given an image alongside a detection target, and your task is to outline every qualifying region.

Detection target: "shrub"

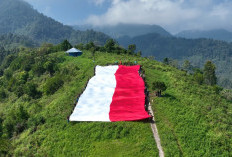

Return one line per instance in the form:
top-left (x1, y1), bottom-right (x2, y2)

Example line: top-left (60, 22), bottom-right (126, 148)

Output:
top-left (193, 70), bottom-right (204, 85)
top-left (0, 117), bottom-right (3, 137)
top-left (0, 88), bottom-right (7, 100)
top-left (152, 81), bottom-right (167, 91)
top-left (212, 85), bottom-right (223, 94)
top-left (3, 105), bottom-right (29, 138)
top-left (43, 61), bottom-right (57, 75)
top-left (27, 115), bottom-right (45, 128)
top-left (24, 82), bottom-right (42, 99)
top-left (221, 89), bottom-right (232, 101)
top-left (32, 61), bottom-right (45, 76)
top-left (43, 75), bottom-right (64, 95)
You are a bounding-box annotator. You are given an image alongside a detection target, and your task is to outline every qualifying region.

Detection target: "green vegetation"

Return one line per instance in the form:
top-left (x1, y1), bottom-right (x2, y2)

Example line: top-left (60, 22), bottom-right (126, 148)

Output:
top-left (152, 81), bottom-right (167, 96)
top-left (118, 33), bottom-right (232, 89)
top-left (0, 41), bottom-right (231, 156)
top-left (0, 0), bottom-right (110, 45)
top-left (0, 43), bottom-right (158, 156)
top-left (144, 62), bottom-right (232, 156)
top-left (203, 61), bottom-right (217, 85)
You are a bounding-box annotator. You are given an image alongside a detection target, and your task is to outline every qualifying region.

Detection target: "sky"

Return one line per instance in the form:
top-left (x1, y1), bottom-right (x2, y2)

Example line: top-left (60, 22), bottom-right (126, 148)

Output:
top-left (24, 0), bottom-right (232, 34)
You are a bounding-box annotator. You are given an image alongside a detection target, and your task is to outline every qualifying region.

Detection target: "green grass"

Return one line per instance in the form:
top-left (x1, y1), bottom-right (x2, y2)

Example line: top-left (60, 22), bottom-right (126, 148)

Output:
top-left (0, 50), bottom-right (231, 156)
top-left (143, 62), bottom-right (232, 156)
top-left (0, 51), bottom-right (158, 156)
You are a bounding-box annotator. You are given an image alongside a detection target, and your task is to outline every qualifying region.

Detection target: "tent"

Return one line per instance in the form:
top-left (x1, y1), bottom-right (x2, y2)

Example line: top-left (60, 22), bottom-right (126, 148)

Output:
top-left (66, 48), bottom-right (82, 57)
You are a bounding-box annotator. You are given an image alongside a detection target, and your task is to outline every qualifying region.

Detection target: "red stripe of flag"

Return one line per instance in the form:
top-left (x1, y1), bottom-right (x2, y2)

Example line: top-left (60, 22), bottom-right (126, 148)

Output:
top-left (109, 65), bottom-right (151, 121)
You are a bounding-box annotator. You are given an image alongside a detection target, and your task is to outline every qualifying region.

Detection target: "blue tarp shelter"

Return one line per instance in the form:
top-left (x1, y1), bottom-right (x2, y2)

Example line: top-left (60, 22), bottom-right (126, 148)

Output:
top-left (66, 48), bottom-right (82, 57)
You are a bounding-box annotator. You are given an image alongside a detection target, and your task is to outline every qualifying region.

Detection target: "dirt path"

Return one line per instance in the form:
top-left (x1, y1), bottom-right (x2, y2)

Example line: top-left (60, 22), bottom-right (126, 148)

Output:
top-left (148, 103), bottom-right (164, 157)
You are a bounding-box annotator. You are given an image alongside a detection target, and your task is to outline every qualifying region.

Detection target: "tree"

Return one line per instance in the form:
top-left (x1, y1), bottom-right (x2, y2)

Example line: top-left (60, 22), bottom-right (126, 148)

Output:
top-left (169, 59), bottom-right (179, 68)
top-left (182, 60), bottom-right (191, 71)
top-left (193, 69), bottom-right (204, 85)
top-left (128, 44), bottom-right (136, 54)
top-left (0, 88), bottom-right (7, 100)
top-left (60, 40), bottom-right (72, 51)
top-left (85, 41), bottom-right (95, 50)
top-left (43, 60), bottom-right (57, 75)
top-left (43, 76), bottom-right (64, 95)
top-left (75, 43), bottom-right (84, 50)
top-left (24, 82), bottom-right (41, 99)
top-left (203, 61), bottom-right (217, 85)
top-left (0, 117), bottom-right (3, 137)
top-left (105, 39), bottom-right (115, 52)
top-left (137, 51), bottom-right (142, 57)
top-left (152, 81), bottom-right (167, 96)
top-left (163, 58), bottom-right (170, 65)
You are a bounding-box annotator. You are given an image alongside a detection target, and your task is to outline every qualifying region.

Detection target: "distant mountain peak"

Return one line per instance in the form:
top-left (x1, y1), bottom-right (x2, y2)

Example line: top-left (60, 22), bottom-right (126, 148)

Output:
top-left (73, 23), bottom-right (172, 38)
top-left (0, 0), bottom-right (110, 44)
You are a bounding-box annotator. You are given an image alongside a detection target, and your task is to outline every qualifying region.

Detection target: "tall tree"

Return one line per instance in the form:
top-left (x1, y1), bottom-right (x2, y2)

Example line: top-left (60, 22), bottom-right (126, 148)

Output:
top-left (203, 61), bottom-right (217, 85)
top-left (60, 40), bottom-right (72, 51)
top-left (163, 58), bottom-right (170, 65)
top-left (183, 60), bottom-right (191, 71)
top-left (128, 44), bottom-right (136, 54)
top-left (105, 39), bottom-right (115, 52)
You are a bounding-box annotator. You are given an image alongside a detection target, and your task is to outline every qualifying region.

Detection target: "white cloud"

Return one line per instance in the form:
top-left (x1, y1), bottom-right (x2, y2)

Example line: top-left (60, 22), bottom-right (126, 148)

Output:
top-left (86, 0), bottom-right (232, 33)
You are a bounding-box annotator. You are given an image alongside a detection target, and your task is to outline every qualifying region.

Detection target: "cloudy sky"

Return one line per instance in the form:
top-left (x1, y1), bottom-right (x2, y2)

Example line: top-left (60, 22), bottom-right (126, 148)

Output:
top-left (24, 0), bottom-right (232, 33)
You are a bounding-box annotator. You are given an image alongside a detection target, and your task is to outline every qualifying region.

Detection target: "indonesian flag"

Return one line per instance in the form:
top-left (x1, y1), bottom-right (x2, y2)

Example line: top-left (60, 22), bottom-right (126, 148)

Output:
top-left (69, 65), bottom-right (151, 122)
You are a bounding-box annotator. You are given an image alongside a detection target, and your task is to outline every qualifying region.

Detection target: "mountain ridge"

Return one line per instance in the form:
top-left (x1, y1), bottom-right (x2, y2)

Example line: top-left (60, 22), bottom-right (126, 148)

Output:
top-left (0, 0), bottom-right (110, 45)
top-left (72, 23), bottom-right (172, 38)
top-left (176, 29), bottom-right (232, 42)
top-left (117, 33), bottom-right (232, 89)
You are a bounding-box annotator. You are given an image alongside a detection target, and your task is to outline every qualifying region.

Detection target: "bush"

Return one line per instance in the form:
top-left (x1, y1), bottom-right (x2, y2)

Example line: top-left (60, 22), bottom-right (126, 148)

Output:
top-left (32, 61), bottom-right (45, 76)
top-left (221, 89), bottom-right (232, 101)
top-left (27, 115), bottom-right (45, 129)
top-left (0, 117), bottom-right (3, 137)
top-left (24, 82), bottom-right (42, 99)
top-left (0, 88), bottom-right (7, 100)
top-left (3, 105), bottom-right (29, 138)
top-left (152, 81), bottom-right (167, 91)
top-left (193, 71), bottom-right (204, 85)
top-left (212, 85), bottom-right (223, 94)
top-left (43, 75), bottom-right (64, 95)
top-left (43, 60), bottom-right (57, 75)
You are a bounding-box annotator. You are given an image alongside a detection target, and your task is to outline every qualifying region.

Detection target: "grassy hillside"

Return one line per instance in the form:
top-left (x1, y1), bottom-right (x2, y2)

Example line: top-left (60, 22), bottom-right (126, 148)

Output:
top-left (0, 46), bottom-right (231, 156)
top-left (0, 49), bottom-right (158, 156)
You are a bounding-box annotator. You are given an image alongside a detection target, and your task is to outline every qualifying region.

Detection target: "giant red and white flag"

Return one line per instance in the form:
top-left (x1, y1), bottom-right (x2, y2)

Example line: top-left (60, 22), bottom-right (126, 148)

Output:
top-left (69, 65), bottom-right (150, 122)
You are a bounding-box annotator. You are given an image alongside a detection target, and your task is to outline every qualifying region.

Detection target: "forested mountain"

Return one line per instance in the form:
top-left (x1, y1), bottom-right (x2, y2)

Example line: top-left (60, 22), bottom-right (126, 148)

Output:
top-left (0, 43), bottom-right (231, 156)
top-left (176, 29), bottom-right (232, 42)
top-left (0, 0), bottom-right (110, 44)
top-left (117, 33), bottom-right (232, 89)
top-left (73, 24), bottom-right (172, 38)
top-left (0, 33), bottom-right (38, 65)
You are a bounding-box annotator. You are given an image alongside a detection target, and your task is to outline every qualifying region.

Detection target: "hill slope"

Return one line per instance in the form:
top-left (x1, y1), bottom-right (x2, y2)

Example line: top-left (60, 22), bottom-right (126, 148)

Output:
top-left (0, 0), bottom-right (109, 44)
top-left (176, 29), bottom-right (232, 42)
top-left (0, 45), bottom-right (231, 156)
